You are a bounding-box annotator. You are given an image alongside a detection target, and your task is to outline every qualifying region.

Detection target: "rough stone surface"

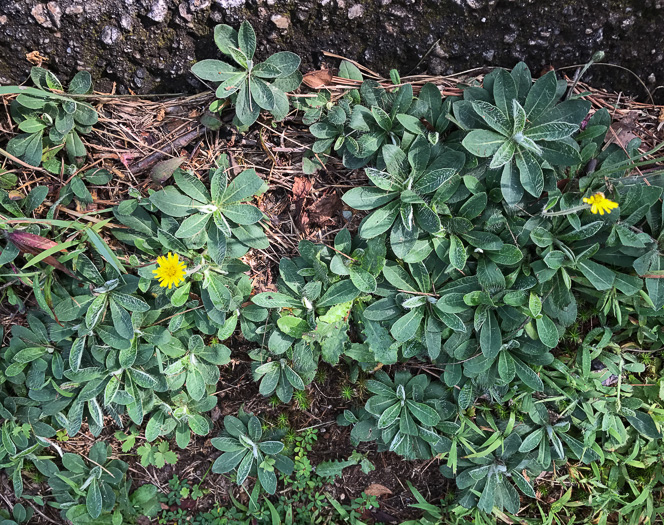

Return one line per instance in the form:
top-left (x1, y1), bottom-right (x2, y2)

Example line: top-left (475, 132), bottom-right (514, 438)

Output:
top-left (101, 25), bottom-right (121, 45)
top-left (1, 0), bottom-right (663, 101)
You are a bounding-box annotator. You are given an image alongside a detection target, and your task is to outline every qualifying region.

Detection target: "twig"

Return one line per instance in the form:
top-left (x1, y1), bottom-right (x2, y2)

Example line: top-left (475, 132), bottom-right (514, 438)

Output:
top-left (127, 126), bottom-right (205, 174)
top-left (27, 500), bottom-right (60, 524)
top-left (0, 146), bottom-right (59, 178)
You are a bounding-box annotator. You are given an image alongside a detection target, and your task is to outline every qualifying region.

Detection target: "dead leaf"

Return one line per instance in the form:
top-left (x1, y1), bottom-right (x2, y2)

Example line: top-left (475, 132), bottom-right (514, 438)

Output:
top-left (303, 69), bottom-right (334, 89)
top-left (150, 156), bottom-right (186, 185)
top-left (292, 177), bottom-right (312, 231)
top-left (364, 483), bottom-right (392, 497)
top-left (26, 50), bottom-right (49, 66)
top-left (292, 177), bottom-right (312, 202)
top-left (179, 498), bottom-right (196, 510)
top-left (307, 193), bottom-right (341, 227)
top-left (7, 231), bottom-right (75, 277)
top-left (608, 111), bottom-right (640, 148)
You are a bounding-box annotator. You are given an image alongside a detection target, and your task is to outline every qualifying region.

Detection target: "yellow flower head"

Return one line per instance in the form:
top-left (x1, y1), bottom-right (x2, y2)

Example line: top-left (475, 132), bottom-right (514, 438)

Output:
top-left (582, 192), bottom-right (618, 215)
top-left (152, 252), bottom-right (187, 289)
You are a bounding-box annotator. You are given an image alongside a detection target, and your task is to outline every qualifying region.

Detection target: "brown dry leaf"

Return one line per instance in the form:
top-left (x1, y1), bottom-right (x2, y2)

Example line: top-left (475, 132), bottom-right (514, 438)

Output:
top-left (308, 193), bottom-right (341, 227)
top-left (292, 177), bottom-right (312, 202)
top-left (303, 69), bottom-right (334, 89)
top-left (292, 177), bottom-right (313, 231)
top-left (364, 484), bottom-right (392, 497)
top-left (7, 231), bottom-right (75, 277)
top-left (26, 50), bottom-right (49, 66)
top-left (608, 111), bottom-right (640, 148)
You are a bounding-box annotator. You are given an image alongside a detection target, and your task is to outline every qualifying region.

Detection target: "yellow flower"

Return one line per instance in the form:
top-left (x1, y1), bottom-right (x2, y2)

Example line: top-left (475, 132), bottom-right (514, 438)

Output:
top-left (582, 192), bottom-right (618, 215)
top-left (152, 252), bottom-right (187, 289)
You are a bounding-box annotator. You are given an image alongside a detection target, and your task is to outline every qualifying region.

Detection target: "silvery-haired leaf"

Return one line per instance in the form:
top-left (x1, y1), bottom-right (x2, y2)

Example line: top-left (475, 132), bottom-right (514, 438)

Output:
top-left (471, 100), bottom-right (511, 135)
top-left (191, 59), bottom-right (239, 82)
top-left (493, 68), bottom-right (517, 119)
top-left (524, 70), bottom-right (558, 121)
top-left (462, 129), bottom-right (505, 158)
top-left (516, 148), bottom-right (544, 197)
top-left (262, 51), bottom-right (301, 78)
top-left (358, 200), bottom-right (400, 239)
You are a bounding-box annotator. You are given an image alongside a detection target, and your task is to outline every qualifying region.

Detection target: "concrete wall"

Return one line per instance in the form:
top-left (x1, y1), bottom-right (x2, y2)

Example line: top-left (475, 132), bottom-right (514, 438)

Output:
top-left (1, 0), bottom-right (662, 101)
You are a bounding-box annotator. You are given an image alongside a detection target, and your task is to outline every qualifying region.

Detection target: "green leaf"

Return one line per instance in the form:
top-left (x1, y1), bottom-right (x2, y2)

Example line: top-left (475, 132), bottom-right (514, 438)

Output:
top-left (174, 169), bottom-right (210, 202)
top-left (86, 478), bottom-right (103, 519)
top-left (390, 308), bottom-right (424, 342)
top-left (471, 100), bottom-right (511, 135)
top-left (150, 186), bottom-right (200, 217)
top-left (514, 358), bottom-right (543, 391)
top-left (221, 203), bottom-right (263, 225)
top-left (369, 105), bottom-right (390, 131)
top-left (498, 351), bottom-right (516, 382)
top-left (480, 310), bottom-right (501, 359)
top-left (525, 121), bottom-right (579, 141)
top-left (377, 402), bottom-right (401, 429)
top-left (624, 411), bottom-right (661, 439)
top-left (86, 294), bottom-right (107, 329)
top-left (252, 292), bottom-right (301, 309)
top-left (188, 414), bottom-right (210, 436)
top-left (175, 213), bottom-right (211, 238)
top-left (317, 280), bottom-right (360, 308)
top-left (536, 314), bottom-right (559, 349)
top-left (110, 299), bottom-right (133, 340)
top-left (191, 59), bottom-right (239, 82)
top-left (449, 235), bottom-right (467, 271)
top-left (208, 273), bottom-right (231, 311)
top-left (349, 266), bottom-right (377, 293)
top-left (235, 82), bottom-right (260, 126)
top-left (414, 168), bottom-right (457, 195)
top-left (212, 449), bottom-right (246, 474)
top-left (69, 70), bottom-right (92, 94)
top-left (222, 168), bottom-right (264, 204)
top-left (501, 162), bottom-right (523, 206)
top-left (524, 70), bottom-right (558, 121)
top-left (262, 51), bottom-right (301, 78)
top-left (250, 77), bottom-right (275, 111)
top-left (489, 139), bottom-right (516, 169)
top-left (577, 259), bottom-right (615, 291)
top-left (186, 368), bottom-right (206, 401)
top-left (516, 148), bottom-right (544, 197)
top-left (462, 130), bottom-right (505, 158)
top-left (406, 400), bottom-right (440, 426)
top-left (343, 186), bottom-right (398, 211)
top-left (119, 342), bottom-right (137, 369)
top-left (238, 20), bottom-right (256, 60)
top-left (646, 256), bottom-right (664, 310)
top-left (69, 336), bottom-right (86, 371)
top-left (277, 316), bottom-right (310, 338)
top-left (519, 428), bottom-right (544, 452)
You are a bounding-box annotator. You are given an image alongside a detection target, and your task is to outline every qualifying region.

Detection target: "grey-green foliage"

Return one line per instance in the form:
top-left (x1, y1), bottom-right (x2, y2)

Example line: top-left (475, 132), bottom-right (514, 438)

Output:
top-left (59, 168), bottom-right (114, 207)
top-left (304, 61), bottom-right (454, 173)
top-left (191, 21), bottom-right (302, 127)
top-left (48, 442), bottom-right (127, 521)
top-left (454, 65), bottom-right (590, 204)
top-left (146, 155), bottom-right (268, 264)
top-left (442, 430), bottom-right (537, 514)
top-left (3, 67), bottom-right (98, 167)
top-left (211, 409), bottom-right (294, 495)
top-left (341, 140), bottom-right (465, 251)
top-left (338, 370), bottom-right (457, 461)
top-left (0, 503), bottom-right (33, 525)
